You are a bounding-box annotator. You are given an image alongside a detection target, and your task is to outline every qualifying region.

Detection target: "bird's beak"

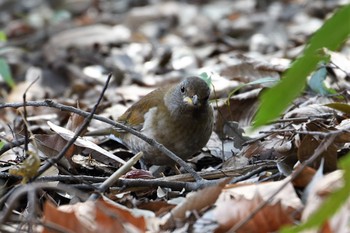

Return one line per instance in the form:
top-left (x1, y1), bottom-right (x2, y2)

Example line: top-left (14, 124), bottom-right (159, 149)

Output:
top-left (183, 95), bottom-right (200, 106)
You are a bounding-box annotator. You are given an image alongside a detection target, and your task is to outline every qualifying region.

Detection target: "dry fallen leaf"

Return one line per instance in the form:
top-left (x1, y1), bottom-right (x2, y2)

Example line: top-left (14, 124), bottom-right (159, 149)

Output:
top-left (297, 133), bottom-right (337, 173)
top-left (47, 121), bottom-right (127, 165)
top-left (212, 194), bottom-right (293, 233)
top-left (42, 198), bottom-right (146, 233)
top-left (301, 170), bottom-right (350, 233)
top-left (195, 180), bottom-right (303, 233)
top-left (161, 179), bottom-right (229, 230)
top-left (291, 164), bottom-right (316, 189)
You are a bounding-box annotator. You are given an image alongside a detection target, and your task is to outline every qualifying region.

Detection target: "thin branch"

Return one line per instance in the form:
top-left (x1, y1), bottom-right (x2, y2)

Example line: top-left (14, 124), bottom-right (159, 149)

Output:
top-left (89, 151), bottom-right (144, 200)
top-left (271, 113), bottom-right (334, 123)
top-left (22, 77), bottom-right (40, 157)
top-left (260, 127), bottom-right (350, 137)
top-left (230, 164), bottom-right (278, 183)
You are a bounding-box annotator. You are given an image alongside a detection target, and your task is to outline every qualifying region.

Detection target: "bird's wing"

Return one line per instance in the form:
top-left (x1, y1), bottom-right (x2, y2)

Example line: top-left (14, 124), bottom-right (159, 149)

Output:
top-left (117, 86), bottom-right (169, 131)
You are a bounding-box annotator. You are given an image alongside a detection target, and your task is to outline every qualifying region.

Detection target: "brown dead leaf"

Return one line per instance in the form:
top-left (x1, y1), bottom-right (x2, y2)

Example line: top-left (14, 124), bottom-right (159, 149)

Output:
top-left (161, 179), bottom-right (229, 229)
top-left (297, 134), bottom-right (337, 173)
top-left (42, 198), bottom-right (146, 233)
top-left (223, 180), bottom-right (302, 210)
top-left (215, 89), bottom-right (260, 136)
top-left (137, 200), bottom-right (175, 216)
top-left (291, 165), bottom-right (316, 189)
top-left (43, 201), bottom-right (85, 233)
top-left (213, 194), bottom-right (293, 233)
top-left (47, 121), bottom-right (127, 165)
top-left (96, 198), bottom-right (146, 232)
top-left (220, 59), bottom-right (281, 84)
top-left (44, 24), bottom-right (131, 63)
top-left (7, 80), bottom-right (45, 103)
top-left (238, 135), bottom-right (295, 161)
top-left (34, 113), bottom-right (86, 169)
top-left (195, 180), bottom-right (302, 233)
top-left (283, 103), bottom-right (336, 120)
top-left (34, 134), bottom-right (77, 171)
top-left (66, 113), bottom-right (87, 134)
top-left (302, 170), bottom-right (350, 233)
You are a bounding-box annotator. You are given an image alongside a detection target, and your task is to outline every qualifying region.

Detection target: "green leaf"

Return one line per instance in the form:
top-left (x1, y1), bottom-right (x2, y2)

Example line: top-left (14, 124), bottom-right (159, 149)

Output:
top-left (253, 4), bottom-right (350, 127)
top-left (281, 153), bottom-right (350, 233)
top-left (199, 72), bottom-right (213, 88)
top-left (0, 58), bottom-right (15, 88)
top-left (0, 141), bottom-right (4, 150)
top-left (325, 102), bottom-right (350, 114)
top-left (0, 31), bottom-right (7, 42)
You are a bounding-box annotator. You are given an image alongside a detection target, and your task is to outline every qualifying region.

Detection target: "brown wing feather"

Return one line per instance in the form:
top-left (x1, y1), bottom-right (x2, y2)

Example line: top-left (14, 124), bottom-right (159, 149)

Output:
top-left (117, 86), bottom-right (170, 129)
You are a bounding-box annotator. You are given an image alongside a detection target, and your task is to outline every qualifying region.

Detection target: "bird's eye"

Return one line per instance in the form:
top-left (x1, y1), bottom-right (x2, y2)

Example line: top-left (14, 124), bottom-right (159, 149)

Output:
top-left (180, 86), bottom-right (185, 93)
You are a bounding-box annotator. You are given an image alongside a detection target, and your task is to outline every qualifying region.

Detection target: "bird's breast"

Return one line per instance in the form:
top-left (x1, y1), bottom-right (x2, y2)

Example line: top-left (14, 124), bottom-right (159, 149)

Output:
top-left (146, 106), bottom-right (212, 155)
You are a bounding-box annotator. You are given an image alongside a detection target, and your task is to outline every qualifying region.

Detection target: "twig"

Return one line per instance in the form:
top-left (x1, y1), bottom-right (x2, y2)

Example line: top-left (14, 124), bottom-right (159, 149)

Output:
top-left (243, 122), bottom-right (294, 146)
top-left (260, 127), bottom-right (350, 137)
top-left (230, 164), bottom-right (277, 183)
top-left (0, 100), bottom-right (203, 182)
top-left (89, 151), bottom-right (144, 200)
top-left (229, 134), bottom-right (337, 232)
top-left (22, 77), bottom-right (39, 157)
top-left (31, 73), bottom-right (112, 180)
top-left (271, 113), bottom-right (334, 123)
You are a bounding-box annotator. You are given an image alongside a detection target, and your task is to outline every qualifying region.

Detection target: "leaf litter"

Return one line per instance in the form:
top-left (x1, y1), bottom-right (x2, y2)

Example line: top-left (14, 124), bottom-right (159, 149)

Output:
top-left (0, 0), bottom-right (350, 232)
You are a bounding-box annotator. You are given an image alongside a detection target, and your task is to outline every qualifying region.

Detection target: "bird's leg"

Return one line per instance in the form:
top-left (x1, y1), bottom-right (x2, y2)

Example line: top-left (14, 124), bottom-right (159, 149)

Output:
top-left (149, 165), bottom-right (167, 177)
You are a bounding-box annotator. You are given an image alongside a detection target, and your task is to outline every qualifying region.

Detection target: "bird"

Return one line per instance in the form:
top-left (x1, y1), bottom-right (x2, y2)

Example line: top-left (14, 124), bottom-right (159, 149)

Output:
top-left (91, 76), bottom-right (214, 173)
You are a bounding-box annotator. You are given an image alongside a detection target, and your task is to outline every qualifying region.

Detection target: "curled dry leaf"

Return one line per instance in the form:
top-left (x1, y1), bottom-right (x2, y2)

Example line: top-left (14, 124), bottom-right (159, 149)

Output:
top-left (34, 134), bottom-right (77, 171)
top-left (161, 179), bottom-right (230, 230)
top-left (283, 104), bottom-right (336, 120)
top-left (195, 180), bottom-right (303, 233)
top-left (215, 89), bottom-right (260, 136)
top-left (302, 170), bottom-right (349, 233)
top-left (238, 135), bottom-right (295, 162)
top-left (47, 121), bottom-right (127, 165)
top-left (220, 58), bottom-right (282, 84)
top-left (213, 195), bottom-right (293, 233)
top-left (44, 24), bottom-right (131, 63)
top-left (291, 164), bottom-right (316, 189)
top-left (43, 198), bottom-right (146, 233)
top-left (34, 113), bottom-right (87, 172)
top-left (297, 122), bottom-right (338, 173)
